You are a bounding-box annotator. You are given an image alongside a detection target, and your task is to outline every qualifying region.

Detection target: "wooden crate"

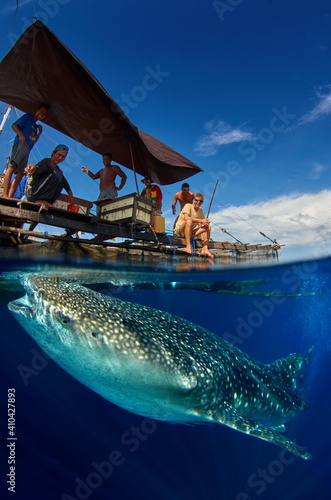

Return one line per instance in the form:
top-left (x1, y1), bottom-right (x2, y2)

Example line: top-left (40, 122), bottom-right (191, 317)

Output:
top-left (53, 194), bottom-right (93, 215)
top-left (95, 193), bottom-right (154, 227)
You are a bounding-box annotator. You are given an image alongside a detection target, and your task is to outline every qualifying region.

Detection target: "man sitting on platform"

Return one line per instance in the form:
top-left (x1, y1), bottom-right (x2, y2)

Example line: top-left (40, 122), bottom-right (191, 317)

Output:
top-left (174, 193), bottom-right (214, 259)
top-left (25, 144), bottom-right (73, 206)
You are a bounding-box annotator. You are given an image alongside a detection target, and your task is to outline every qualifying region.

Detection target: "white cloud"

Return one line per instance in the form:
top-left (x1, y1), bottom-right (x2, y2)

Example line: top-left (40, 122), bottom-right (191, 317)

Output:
top-left (209, 190), bottom-right (331, 253)
top-left (195, 120), bottom-right (257, 157)
top-left (298, 89), bottom-right (331, 125)
top-left (309, 162), bottom-right (329, 180)
top-left (196, 87), bottom-right (331, 157)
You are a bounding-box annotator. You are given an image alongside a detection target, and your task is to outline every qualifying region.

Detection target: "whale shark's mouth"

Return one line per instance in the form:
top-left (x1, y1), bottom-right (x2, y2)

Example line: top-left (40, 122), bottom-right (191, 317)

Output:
top-left (8, 295), bottom-right (35, 320)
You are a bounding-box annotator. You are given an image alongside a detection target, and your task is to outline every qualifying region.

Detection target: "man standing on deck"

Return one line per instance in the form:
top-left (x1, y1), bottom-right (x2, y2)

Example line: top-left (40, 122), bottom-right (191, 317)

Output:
top-left (3, 104), bottom-right (48, 198)
top-left (171, 183), bottom-right (194, 214)
top-left (81, 153), bottom-right (127, 205)
top-left (141, 176), bottom-right (162, 214)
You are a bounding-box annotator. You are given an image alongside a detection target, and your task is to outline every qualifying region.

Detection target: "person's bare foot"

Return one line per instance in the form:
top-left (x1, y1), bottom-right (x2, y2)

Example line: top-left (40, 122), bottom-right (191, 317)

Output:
top-left (184, 244), bottom-right (192, 254)
top-left (201, 248), bottom-right (214, 259)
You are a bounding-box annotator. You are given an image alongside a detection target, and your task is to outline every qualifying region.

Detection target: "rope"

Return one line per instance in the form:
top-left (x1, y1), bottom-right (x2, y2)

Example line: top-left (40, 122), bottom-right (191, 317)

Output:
top-left (212, 198), bottom-right (279, 243)
top-left (9, 1), bottom-right (20, 46)
top-left (8, 1), bottom-right (39, 47)
top-left (147, 223), bottom-right (164, 253)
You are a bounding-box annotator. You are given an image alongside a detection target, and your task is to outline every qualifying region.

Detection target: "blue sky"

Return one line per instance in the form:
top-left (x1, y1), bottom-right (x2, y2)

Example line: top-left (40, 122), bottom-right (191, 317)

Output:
top-left (0, 0), bottom-right (331, 254)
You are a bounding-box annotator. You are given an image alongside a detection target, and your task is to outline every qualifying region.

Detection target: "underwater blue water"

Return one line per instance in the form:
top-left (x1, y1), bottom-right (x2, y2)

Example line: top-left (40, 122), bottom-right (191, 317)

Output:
top-left (0, 253), bottom-right (331, 500)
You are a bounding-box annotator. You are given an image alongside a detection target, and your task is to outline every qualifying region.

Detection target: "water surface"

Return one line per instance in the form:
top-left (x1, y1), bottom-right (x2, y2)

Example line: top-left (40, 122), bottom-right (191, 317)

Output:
top-left (0, 252), bottom-right (330, 500)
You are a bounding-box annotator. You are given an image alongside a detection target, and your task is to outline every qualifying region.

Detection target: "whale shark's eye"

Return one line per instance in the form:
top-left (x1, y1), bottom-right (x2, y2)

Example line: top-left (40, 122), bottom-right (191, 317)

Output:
top-left (59, 314), bottom-right (71, 325)
top-left (92, 332), bottom-right (99, 339)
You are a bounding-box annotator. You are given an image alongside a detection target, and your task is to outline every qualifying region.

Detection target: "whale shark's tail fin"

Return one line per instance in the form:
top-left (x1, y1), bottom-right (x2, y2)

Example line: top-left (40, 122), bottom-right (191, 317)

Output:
top-left (267, 347), bottom-right (313, 396)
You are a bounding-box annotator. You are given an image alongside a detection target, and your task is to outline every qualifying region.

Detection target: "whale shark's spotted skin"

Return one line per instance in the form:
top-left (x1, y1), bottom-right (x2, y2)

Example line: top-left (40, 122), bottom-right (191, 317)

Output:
top-left (8, 275), bottom-right (312, 459)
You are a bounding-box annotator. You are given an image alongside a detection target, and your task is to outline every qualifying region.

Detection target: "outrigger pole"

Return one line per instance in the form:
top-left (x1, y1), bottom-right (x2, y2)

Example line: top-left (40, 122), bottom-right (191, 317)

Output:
top-left (0, 105), bottom-right (13, 134)
top-left (221, 227), bottom-right (243, 244)
top-left (259, 231), bottom-right (279, 245)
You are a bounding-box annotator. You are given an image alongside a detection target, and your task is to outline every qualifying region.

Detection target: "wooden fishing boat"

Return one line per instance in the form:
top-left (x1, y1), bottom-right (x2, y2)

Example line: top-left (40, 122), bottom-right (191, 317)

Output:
top-left (0, 22), bottom-right (282, 261)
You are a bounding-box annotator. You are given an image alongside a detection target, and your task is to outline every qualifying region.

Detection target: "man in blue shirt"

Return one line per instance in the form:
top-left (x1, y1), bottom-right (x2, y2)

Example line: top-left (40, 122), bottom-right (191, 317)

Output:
top-left (3, 104), bottom-right (48, 198)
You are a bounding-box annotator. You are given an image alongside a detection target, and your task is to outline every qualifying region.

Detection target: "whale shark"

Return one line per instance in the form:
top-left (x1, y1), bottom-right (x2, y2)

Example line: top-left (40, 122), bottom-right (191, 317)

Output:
top-left (8, 274), bottom-right (312, 459)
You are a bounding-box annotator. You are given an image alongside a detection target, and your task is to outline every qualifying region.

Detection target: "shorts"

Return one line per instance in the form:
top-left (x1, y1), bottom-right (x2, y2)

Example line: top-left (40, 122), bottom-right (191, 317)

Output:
top-left (174, 224), bottom-right (200, 236)
top-left (98, 187), bottom-right (118, 201)
top-left (10, 141), bottom-right (31, 173)
top-left (97, 187), bottom-right (118, 216)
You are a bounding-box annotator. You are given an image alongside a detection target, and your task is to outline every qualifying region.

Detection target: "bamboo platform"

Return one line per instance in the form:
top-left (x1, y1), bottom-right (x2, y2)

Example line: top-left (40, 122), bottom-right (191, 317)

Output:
top-left (0, 196), bottom-right (282, 259)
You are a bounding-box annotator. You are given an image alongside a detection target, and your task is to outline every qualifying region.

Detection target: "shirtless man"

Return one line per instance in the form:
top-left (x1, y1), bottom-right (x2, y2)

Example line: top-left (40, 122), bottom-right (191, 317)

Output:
top-left (171, 183), bottom-right (194, 214)
top-left (174, 193), bottom-right (214, 259)
top-left (81, 153), bottom-right (127, 202)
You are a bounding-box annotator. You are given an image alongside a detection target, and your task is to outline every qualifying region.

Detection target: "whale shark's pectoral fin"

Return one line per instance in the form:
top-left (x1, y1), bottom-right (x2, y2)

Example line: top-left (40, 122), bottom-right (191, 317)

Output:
top-left (270, 424), bottom-right (286, 432)
top-left (199, 403), bottom-right (311, 460)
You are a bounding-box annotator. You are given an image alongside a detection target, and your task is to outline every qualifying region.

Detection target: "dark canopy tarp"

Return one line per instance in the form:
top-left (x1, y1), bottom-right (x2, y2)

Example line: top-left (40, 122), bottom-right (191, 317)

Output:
top-left (0, 21), bottom-right (202, 185)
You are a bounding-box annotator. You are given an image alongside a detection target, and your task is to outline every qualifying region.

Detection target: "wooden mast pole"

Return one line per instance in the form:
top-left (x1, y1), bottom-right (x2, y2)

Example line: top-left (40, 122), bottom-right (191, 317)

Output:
top-left (206, 178), bottom-right (219, 218)
top-left (129, 141), bottom-right (140, 194)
